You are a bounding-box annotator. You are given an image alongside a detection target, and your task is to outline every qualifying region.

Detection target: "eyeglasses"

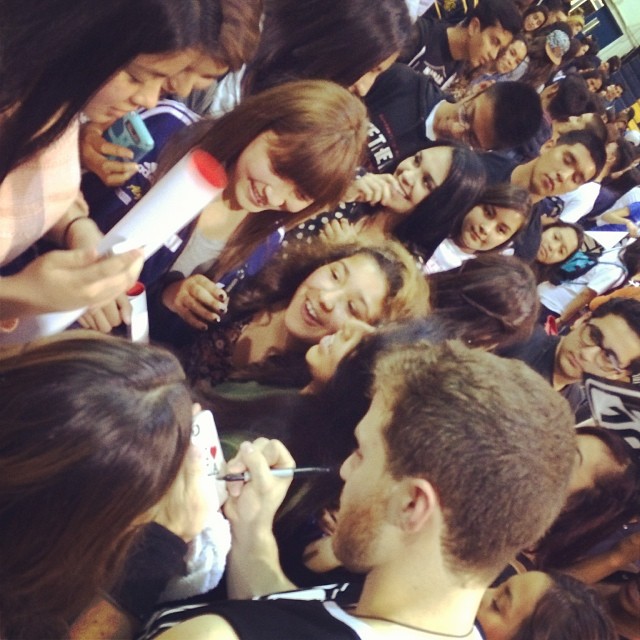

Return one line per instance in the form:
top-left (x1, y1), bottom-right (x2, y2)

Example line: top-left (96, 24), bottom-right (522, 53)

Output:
top-left (458, 101), bottom-right (480, 149)
top-left (579, 322), bottom-right (626, 374)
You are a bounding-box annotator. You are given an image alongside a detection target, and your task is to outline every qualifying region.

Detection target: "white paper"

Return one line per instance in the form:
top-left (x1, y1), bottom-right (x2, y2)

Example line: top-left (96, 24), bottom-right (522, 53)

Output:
top-left (584, 230), bottom-right (628, 250)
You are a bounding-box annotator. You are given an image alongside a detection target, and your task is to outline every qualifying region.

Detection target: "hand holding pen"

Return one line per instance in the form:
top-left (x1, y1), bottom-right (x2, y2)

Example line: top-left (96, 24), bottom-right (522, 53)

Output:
top-left (222, 439), bottom-right (297, 530)
top-left (218, 466), bottom-right (332, 483)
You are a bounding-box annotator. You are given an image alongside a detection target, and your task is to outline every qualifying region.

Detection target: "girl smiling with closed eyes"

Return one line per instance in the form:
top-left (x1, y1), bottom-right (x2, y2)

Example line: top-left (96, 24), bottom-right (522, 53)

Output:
top-left (83, 80), bottom-right (370, 335)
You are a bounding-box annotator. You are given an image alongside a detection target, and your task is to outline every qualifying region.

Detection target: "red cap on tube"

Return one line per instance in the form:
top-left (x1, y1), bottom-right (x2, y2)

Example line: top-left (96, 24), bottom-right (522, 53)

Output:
top-left (190, 149), bottom-right (228, 189)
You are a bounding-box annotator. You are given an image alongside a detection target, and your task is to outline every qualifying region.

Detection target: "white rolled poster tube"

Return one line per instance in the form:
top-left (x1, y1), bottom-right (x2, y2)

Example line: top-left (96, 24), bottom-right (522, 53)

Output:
top-left (1, 149), bottom-right (227, 345)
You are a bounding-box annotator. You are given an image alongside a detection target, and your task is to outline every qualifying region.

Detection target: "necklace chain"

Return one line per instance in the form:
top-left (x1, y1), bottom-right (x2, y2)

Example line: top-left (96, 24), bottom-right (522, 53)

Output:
top-left (352, 612), bottom-right (474, 638)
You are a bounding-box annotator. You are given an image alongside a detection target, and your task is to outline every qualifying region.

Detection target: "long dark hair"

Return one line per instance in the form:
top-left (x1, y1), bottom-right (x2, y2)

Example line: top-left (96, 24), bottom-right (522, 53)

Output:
top-left (242, 0), bottom-right (411, 96)
top-left (429, 253), bottom-right (539, 350)
top-left (534, 426), bottom-right (640, 571)
top-left (393, 144), bottom-right (487, 259)
top-left (449, 182), bottom-right (533, 251)
top-left (511, 572), bottom-right (617, 640)
top-left (0, 335), bottom-right (192, 639)
top-left (0, 0), bottom-right (204, 182)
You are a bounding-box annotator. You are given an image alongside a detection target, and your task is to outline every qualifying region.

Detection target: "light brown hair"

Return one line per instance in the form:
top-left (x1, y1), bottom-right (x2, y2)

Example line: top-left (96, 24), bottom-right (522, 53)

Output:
top-left (376, 341), bottom-right (576, 583)
top-left (160, 80), bottom-right (369, 279)
top-left (209, 0), bottom-right (262, 71)
top-left (0, 335), bottom-right (193, 638)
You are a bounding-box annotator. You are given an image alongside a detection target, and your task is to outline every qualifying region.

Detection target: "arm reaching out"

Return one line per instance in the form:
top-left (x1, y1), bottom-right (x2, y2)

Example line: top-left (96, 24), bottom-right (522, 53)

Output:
top-left (49, 205), bottom-right (134, 333)
top-left (600, 205), bottom-right (639, 238)
top-left (0, 247), bottom-right (143, 320)
top-left (223, 439), bottom-right (297, 599)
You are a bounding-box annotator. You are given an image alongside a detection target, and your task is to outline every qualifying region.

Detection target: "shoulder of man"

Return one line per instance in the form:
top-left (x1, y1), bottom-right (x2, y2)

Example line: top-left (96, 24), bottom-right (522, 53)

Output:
top-left (478, 151), bottom-right (520, 186)
top-left (404, 17), bottom-right (454, 86)
top-left (496, 325), bottom-right (560, 381)
top-left (141, 598), bottom-right (360, 640)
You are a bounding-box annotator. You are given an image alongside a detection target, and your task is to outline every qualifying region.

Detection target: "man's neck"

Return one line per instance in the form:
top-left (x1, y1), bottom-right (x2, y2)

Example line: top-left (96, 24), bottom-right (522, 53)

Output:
top-left (510, 161), bottom-right (543, 203)
top-left (355, 563), bottom-right (483, 638)
top-left (446, 25), bottom-right (468, 62)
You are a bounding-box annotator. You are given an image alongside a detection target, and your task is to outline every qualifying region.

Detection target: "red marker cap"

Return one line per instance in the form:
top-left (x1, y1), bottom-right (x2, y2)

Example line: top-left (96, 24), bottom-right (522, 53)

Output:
top-left (190, 149), bottom-right (228, 189)
top-left (126, 281), bottom-right (145, 297)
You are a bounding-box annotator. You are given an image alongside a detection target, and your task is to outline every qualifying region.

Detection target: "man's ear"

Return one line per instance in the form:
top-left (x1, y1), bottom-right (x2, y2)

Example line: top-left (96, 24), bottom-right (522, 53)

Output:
top-left (570, 312), bottom-right (591, 331)
top-left (468, 16), bottom-right (481, 37)
top-left (546, 83), bottom-right (560, 98)
top-left (541, 137), bottom-right (556, 153)
top-left (393, 478), bottom-right (439, 533)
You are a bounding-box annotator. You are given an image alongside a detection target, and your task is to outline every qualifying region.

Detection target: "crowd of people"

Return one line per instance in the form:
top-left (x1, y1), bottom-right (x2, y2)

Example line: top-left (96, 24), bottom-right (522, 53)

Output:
top-left (1, 0), bottom-right (640, 638)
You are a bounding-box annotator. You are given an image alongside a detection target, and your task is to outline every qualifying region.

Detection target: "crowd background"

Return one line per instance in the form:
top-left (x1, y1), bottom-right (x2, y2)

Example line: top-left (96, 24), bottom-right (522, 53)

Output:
top-left (1, 0), bottom-right (640, 638)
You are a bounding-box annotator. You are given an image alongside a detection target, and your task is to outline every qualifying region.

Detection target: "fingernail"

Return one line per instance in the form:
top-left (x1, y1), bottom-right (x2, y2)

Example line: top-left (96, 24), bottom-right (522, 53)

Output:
top-left (240, 441), bottom-right (254, 453)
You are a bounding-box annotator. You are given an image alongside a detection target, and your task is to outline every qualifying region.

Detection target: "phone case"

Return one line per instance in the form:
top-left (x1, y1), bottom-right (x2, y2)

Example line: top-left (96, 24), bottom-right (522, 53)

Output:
top-left (104, 111), bottom-right (155, 162)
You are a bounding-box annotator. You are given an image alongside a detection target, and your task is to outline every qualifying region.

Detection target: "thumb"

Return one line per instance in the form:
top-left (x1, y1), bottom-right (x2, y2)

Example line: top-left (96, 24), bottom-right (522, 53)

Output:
top-left (52, 247), bottom-right (100, 268)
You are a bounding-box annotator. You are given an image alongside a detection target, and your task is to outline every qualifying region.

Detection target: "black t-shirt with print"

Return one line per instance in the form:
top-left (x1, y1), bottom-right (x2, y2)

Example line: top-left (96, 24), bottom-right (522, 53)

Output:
top-left (402, 17), bottom-right (460, 88)
top-left (364, 63), bottom-right (447, 172)
top-left (425, 0), bottom-right (479, 23)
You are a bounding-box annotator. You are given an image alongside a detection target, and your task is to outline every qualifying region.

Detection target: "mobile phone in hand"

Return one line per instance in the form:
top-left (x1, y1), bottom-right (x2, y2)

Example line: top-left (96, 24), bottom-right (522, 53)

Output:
top-left (104, 111), bottom-right (154, 162)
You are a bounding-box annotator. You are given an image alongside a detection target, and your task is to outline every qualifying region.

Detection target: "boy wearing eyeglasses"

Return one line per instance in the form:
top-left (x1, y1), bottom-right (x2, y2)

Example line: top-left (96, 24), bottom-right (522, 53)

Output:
top-left (499, 298), bottom-right (640, 419)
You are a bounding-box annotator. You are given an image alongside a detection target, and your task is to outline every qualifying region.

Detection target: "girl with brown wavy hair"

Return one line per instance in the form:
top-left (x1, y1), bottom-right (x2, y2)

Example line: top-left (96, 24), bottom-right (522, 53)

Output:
top-left (0, 335), bottom-right (200, 639)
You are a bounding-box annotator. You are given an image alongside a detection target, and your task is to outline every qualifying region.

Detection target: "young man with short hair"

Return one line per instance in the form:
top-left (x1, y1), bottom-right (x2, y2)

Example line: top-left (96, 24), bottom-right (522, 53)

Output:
top-left (480, 129), bottom-right (607, 259)
top-left (148, 341), bottom-right (577, 640)
top-left (365, 63), bottom-right (542, 171)
top-left (483, 129), bottom-right (607, 201)
top-left (550, 137), bottom-right (636, 225)
top-left (402, 0), bottom-right (522, 88)
top-left (500, 298), bottom-right (640, 415)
